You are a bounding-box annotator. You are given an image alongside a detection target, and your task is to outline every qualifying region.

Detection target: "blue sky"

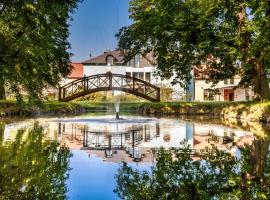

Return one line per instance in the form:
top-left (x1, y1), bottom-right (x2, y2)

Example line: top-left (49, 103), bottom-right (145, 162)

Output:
top-left (68, 0), bottom-right (131, 62)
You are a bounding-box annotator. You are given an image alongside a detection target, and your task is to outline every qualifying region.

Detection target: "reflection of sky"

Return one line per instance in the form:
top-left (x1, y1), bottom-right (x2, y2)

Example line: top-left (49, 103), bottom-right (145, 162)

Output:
top-left (67, 150), bottom-right (150, 200)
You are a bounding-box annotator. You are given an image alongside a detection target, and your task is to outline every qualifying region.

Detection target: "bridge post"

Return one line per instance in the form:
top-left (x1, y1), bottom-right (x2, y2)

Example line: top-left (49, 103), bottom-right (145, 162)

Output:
top-left (108, 72), bottom-right (112, 89)
top-left (58, 87), bottom-right (62, 101)
top-left (157, 88), bottom-right (161, 102)
top-left (63, 88), bottom-right (66, 99)
top-left (83, 76), bottom-right (86, 90)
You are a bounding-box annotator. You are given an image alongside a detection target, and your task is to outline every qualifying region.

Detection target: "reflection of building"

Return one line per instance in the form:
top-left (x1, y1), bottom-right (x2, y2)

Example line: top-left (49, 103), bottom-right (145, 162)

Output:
top-left (56, 118), bottom-right (195, 162)
top-left (193, 122), bottom-right (255, 152)
top-left (2, 116), bottom-right (258, 163)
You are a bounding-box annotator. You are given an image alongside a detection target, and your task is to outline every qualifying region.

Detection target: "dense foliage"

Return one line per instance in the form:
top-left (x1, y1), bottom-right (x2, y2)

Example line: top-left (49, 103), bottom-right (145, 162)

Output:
top-left (115, 139), bottom-right (270, 199)
top-left (0, 123), bottom-right (72, 199)
top-left (117, 0), bottom-right (270, 100)
top-left (0, 0), bottom-right (80, 103)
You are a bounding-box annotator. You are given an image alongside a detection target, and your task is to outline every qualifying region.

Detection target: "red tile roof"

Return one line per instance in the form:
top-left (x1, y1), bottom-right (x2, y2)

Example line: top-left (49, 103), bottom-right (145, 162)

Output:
top-left (68, 63), bottom-right (84, 78)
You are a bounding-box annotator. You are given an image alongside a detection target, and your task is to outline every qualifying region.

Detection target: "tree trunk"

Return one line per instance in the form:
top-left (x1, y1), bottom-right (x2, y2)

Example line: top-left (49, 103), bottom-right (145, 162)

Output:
top-left (0, 82), bottom-right (6, 100)
top-left (252, 139), bottom-right (270, 178)
top-left (253, 61), bottom-right (270, 101)
top-left (0, 123), bottom-right (5, 143)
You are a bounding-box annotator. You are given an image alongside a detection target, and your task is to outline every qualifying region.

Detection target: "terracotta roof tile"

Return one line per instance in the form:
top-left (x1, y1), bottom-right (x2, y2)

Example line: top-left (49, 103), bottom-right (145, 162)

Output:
top-left (68, 63), bottom-right (84, 78)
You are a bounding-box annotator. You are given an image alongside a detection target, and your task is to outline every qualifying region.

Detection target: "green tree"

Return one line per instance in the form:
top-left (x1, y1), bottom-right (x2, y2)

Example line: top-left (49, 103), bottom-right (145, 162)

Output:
top-left (115, 139), bottom-right (270, 200)
top-left (0, 123), bottom-right (72, 200)
top-left (117, 0), bottom-right (270, 100)
top-left (0, 0), bottom-right (80, 103)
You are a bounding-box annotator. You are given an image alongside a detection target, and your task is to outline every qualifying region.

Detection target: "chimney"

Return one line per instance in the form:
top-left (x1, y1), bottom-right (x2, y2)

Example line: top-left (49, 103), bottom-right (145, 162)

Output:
top-left (104, 48), bottom-right (110, 54)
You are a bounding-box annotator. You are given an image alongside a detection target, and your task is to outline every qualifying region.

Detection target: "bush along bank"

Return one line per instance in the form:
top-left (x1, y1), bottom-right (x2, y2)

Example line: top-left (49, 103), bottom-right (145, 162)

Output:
top-left (0, 100), bottom-right (86, 117)
top-left (122, 101), bottom-right (270, 123)
top-left (1, 100), bottom-right (270, 123)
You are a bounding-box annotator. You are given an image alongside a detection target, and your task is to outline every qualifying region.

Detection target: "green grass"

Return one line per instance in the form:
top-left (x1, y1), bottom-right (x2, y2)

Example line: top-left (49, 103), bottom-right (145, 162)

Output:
top-left (0, 100), bottom-right (269, 121)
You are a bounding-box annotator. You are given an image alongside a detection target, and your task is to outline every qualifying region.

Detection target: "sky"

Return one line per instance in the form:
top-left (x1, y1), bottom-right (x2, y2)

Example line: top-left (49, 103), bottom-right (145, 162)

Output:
top-left (68, 0), bottom-right (131, 62)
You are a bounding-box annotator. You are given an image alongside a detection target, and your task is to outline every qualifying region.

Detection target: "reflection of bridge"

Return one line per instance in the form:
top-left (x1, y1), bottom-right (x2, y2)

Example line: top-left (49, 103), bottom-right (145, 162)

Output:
top-left (82, 124), bottom-right (160, 150)
top-left (59, 72), bottom-right (160, 102)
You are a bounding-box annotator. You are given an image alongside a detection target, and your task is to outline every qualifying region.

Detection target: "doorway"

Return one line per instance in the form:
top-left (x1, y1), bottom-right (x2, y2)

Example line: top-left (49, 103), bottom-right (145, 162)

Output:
top-left (224, 89), bottom-right (234, 101)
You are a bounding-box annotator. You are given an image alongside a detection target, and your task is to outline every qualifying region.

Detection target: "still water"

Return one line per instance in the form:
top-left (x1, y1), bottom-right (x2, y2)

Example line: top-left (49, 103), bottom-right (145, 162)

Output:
top-left (0, 113), bottom-right (266, 199)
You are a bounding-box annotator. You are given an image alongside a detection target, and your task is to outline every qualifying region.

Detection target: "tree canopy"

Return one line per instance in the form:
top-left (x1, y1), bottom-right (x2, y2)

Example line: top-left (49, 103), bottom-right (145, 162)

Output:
top-left (0, 123), bottom-right (72, 199)
top-left (117, 0), bottom-right (270, 100)
top-left (0, 0), bottom-right (80, 103)
top-left (115, 139), bottom-right (270, 199)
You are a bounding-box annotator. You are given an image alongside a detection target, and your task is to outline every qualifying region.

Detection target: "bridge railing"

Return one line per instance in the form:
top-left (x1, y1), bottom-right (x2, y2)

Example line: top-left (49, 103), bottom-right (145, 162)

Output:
top-left (59, 73), bottom-right (160, 102)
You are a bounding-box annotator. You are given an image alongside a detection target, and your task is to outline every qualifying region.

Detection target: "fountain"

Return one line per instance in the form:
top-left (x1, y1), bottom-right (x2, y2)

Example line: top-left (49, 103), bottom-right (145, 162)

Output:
top-left (114, 95), bottom-right (121, 120)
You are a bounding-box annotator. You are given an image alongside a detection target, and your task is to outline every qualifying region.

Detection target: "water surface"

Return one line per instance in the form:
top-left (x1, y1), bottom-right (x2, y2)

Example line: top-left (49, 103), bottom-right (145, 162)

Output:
top-left (0, 113), bottom-right (265, 199)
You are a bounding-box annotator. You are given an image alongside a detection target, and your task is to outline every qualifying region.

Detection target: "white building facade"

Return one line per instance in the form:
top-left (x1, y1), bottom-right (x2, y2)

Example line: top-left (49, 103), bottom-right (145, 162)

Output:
top-left (66, 50), bottom-right (254, 102)
top-left (80, 50), bottom-right (184, 100)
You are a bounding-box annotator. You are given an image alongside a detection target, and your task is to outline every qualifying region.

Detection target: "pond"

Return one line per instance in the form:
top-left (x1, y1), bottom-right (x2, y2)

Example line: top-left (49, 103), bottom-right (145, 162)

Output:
top-left (0, 112), bottom-right (268, 199)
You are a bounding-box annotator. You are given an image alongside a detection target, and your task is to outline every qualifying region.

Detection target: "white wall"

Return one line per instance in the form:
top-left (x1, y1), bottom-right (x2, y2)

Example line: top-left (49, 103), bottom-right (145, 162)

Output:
top-left (194, 78), bottom-right (249, 102)
top-left (84, 65), bottom-right (127, 76)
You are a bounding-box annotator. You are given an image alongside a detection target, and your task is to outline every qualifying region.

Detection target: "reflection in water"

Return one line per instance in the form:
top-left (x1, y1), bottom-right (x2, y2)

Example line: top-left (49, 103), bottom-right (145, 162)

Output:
top-left (114, 118), bottom-right (270, 199)
top-left (115, 139), bottom-right (270, 199)
top-left (2, 114), bottom-right (270, 199)
top-left (0, 123), bottom-right (71, 199)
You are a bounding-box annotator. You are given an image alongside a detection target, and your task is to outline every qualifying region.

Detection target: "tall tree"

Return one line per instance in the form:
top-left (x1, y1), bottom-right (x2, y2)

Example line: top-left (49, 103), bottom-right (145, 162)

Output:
top-left (0, 123), bottom-right (72, 199)
top-left (115, 139), bottom-right (270, 199)
top-left (0, 0), bottom-right (80, 103)
top-left (117, 0), bottom-right (270, 100)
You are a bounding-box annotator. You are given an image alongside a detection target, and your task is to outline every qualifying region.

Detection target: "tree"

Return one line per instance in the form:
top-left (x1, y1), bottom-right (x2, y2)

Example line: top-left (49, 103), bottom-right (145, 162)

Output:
top-left (0, 123), bottom-right (72, 199)
top-left (0, 0), bottom-right (81, 103)
top-left (115, 139), bottom-right (270, 200)
top-left (116, 0), bottom-right (270, 100)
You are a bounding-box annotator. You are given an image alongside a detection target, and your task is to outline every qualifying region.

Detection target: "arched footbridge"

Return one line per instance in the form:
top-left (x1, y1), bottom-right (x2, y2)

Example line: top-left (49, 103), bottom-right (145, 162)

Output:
top-left (58, 72), bottom-right (160, 102)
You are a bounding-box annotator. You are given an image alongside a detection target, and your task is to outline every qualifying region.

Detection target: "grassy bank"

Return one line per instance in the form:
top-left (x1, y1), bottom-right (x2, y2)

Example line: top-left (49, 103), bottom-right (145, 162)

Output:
top-left (1, 100), bottom-right (269, 122)
top-left (0, 100), bottom-right (86, 117)
top-left (117, 101), bottom-right (270, 122)
top-left (75, 101), bottom-right (270, 122)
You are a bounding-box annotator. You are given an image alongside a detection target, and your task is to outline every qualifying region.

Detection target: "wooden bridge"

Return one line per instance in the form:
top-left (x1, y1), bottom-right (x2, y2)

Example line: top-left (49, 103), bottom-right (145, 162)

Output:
top-left (58, 72), bottom-right (160, 102)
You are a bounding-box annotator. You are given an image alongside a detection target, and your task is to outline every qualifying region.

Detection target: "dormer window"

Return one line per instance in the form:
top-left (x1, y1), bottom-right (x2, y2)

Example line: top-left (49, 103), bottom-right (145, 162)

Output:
top-left (106, 56), bottom-right (114, 66)
top-left (127, 54), bottom-right (142, 68)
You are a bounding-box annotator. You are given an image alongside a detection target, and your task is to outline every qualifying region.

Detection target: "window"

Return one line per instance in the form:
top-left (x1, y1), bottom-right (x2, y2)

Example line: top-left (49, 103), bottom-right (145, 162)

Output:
top-left (132, 72), bottom-right (144, 79)
top-left (138, 72), bottom-right (144, 80)
top-left (133, 72), bottom-right (139, 79)
top-left (224, 78), bottom-right (234, 85)
top-left (127, 54), bottom-right (142, 67)
top-left (134, 54), bottom-right (142, 68)
top-left (204, 89), bottom-right (214, 101)
top-left (126, 72), bottom-right (132, 83)
top-left (203, 89), bottom-right (220, 101)
top-left (106, 56), bottom-right (114, 66)
top-left (127, 59), bottom-right (135, 67)
top-left (145, 72), bottom-right (151, 82)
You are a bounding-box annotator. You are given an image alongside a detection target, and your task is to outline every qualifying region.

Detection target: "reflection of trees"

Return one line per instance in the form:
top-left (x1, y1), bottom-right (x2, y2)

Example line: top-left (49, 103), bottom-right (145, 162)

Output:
top-left (0, 123), bottom-right (71, 200)
top-left (115, 141), bottom-right (270, 199)
top-left (221, 117), bottom-right (270, 139)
